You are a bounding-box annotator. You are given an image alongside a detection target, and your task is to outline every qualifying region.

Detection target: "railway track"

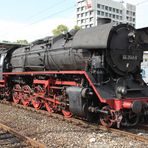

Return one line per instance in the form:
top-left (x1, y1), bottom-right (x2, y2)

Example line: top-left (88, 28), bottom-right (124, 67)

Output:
top-left (0, 100), bottom-right (148, 145)
top-left (137, 124), bottom-right (148, 131)
top-left (0, 120), bottom-right (46, 148)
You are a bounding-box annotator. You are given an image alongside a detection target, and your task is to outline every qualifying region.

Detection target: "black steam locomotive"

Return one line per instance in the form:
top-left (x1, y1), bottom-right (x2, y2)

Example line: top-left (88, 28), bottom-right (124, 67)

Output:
top-left (0, 20), bottom-right (148, 128)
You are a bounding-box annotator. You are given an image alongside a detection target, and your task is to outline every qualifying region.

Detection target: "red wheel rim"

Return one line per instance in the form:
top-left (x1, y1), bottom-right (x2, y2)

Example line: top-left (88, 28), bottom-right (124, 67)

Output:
top-left (13, 84), bottom-right (22, 104)
top-left (32, 98), bottom-right (42, 110)
top-left (13, 92), bottom-right (21, 104)
top-left (45, 101), bottom-right (53, 113)
top-left (62, 110), bottom-right (72, 118)
top-left (22, 85), bottom-right (31, 106)
top-left (100, 106), bottom-right (116, 128)
top-left (22, 94), bottom-right (30, 106)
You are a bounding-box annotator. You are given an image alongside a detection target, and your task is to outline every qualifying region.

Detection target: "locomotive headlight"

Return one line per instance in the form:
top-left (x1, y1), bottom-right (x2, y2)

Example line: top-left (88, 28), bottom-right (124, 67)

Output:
top-left (116, 86), bottom-right (127, 95)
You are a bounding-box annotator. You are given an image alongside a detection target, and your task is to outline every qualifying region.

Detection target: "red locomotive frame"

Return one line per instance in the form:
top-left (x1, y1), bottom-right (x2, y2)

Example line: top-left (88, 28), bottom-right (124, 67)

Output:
top-left (0, 70), bottom-right (148, 126)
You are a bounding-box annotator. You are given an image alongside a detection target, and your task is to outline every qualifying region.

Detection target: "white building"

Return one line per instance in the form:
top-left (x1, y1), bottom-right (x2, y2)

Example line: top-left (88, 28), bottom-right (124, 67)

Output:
top-left (76, 0), bottom-right (136, 28)
top-left (141, 52), bottom-right (148, 83)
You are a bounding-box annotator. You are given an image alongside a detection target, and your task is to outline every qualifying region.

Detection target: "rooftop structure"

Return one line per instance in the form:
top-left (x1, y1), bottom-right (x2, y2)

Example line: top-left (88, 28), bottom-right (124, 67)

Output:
top-left (76, 0), bottom-right (136, 28)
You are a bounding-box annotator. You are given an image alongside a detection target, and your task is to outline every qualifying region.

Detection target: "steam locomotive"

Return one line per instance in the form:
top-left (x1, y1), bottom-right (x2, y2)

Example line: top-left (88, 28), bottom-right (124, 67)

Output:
top-left (0, 20), bottom-right (148, 128)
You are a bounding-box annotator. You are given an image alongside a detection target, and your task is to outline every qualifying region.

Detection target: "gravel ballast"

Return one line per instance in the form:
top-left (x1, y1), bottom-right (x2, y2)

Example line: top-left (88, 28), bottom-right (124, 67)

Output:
top-left (0, 103), bottom-right (147, 148)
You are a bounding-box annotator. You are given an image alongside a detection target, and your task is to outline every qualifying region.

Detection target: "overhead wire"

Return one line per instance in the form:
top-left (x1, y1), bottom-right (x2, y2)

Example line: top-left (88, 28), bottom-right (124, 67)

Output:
top-left (1, 0), bottom-right (68, 38)
top-left (25, 0), bottom-right (68, 21)
top-left (1, 2), bottom-right (76, 40)
top-left (28, 4), bottom-right (76, 25)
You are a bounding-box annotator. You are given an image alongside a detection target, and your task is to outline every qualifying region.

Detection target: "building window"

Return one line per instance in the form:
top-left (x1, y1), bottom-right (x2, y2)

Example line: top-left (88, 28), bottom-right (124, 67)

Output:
top-left (90, 17), bottom-right (93, 22)
top-left (81, 13), bottom-right (84, 17)
top-left (77, 1), bottom-right (81, 7)
top-left (105, 6), bottom-right (108, 10)
top-left (101, 11), bottom-right (104, 16)
top-left (116, 15), bottom-right (119, 19)
top-left (127, 10), bottom-right (129, 15)
top-left (85, 12), bottom-right (88, 16)
top-left (109, 7), bottom-right (112, 11)
top-left (77, 14), bottom-right (80, 18)
top-left (120, 16), bottom-right (122, 20)
top-left (120, 10), bottom-right (122, 14)
top-left (113, 8), bottom-right (115, 12)
top-left (81, 19), bottom-right (85, 23)
top-left (97, 4), bottom-right (100, 8)
top-left (102, 5), bottom-right (104, 9)
top-left (116, 9), bottom-right (119, 13)
top-left (81, 7), bottom-right (84, 11)
top-left (133, 18), bottom-right (135, 22)
top-left (109, 14), bottom-right (112, 18)
top-left (113, 14), bottom-right (115, 18)
top-left (77, 8), bottom-right (80, 12)
top-left (97, 11), bottom-right (100, 15)
top-left (133, 12), bottom-right (135, 16)
top-left (90, 11), bottom-right (93, 15)
top-left (77, 20), bottom-right (80, 25)
top-left (105, 13), bottom-right (108, 17)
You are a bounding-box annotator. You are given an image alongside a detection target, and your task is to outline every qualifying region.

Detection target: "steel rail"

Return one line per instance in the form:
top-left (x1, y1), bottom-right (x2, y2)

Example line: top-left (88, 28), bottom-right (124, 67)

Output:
top-left (0, 100), bottom-right (148, 144)
top-left (0, 119), bottom-right (46, 148)
top-left (136, 124), bottom-right (148, 131)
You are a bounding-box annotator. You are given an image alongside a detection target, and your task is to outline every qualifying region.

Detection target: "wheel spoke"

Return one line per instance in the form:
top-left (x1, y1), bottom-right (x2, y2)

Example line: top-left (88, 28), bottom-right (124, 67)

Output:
top-left (22, 85), bottom-right (31, 106)
top-left (44, 101), bottom-right (53, 113)
top-left (32, 98), bottom-right (42, 110)
top-left (100, 106), bottom-right (115, 127)
top-left (13, 84), bottom-right (22, 104)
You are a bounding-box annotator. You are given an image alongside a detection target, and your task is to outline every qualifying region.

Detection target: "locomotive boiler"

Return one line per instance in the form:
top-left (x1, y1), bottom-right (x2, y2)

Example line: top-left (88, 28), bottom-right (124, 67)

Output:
top-left (0, 21), bottom-right (148, 128)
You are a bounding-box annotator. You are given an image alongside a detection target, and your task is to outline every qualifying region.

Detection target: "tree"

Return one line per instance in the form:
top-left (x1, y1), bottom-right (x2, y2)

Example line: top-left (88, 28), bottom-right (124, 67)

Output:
top-left (16, 40), bottom-right (28, 44)
top-left (74, 25), bottom-right (81, 30)
top-left (52, 24), bottom-right (68, 36)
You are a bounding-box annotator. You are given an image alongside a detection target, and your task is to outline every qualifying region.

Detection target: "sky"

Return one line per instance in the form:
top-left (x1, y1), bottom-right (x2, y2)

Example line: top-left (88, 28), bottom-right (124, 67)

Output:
top-left (0, 0), bottom-right (147, 42)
